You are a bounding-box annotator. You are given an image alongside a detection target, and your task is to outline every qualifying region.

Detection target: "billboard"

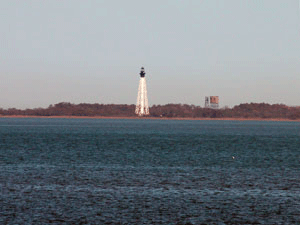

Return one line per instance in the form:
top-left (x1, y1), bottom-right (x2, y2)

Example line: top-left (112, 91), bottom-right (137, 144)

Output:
top-left (210, 96), bottom-right (219, 104)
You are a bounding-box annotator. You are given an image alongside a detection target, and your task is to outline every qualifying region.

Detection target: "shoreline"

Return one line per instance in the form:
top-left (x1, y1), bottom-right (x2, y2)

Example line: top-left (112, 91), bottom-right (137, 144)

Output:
top-left (0, 115), bottom-right (300, 122)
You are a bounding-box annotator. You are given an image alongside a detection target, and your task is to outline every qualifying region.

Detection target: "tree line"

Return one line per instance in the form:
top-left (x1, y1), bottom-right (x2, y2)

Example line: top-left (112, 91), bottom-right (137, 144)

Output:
top-left (0, 102), bottom-right (300, 119)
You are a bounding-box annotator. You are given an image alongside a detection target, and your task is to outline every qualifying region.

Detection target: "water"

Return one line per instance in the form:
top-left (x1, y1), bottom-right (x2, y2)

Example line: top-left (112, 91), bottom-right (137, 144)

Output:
top-left (0, 118), bottom-right (300, 224)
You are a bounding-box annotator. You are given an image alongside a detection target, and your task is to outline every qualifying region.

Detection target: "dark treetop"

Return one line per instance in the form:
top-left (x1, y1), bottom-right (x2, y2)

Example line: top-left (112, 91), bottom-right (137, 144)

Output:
top-left (1, 102), bottom-right (300, 120)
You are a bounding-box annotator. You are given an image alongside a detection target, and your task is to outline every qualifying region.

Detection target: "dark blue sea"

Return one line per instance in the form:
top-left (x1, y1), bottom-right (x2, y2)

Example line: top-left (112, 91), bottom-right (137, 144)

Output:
top-left (1, 118), bottom-right (300, 224)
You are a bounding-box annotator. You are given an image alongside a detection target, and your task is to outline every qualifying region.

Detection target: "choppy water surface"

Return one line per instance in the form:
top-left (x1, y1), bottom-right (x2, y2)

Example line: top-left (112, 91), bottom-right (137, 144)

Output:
top-left (1, 118), bottom-right (300, 224)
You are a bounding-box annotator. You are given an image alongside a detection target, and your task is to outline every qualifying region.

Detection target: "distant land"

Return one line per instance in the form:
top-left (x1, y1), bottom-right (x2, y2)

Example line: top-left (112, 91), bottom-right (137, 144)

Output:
top-left (1, 102), bottom-right (300, 121)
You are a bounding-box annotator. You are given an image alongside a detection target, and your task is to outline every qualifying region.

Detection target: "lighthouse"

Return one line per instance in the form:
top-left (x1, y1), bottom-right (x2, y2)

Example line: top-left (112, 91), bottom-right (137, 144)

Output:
top-left (135, 67), bottom-right (150, 116)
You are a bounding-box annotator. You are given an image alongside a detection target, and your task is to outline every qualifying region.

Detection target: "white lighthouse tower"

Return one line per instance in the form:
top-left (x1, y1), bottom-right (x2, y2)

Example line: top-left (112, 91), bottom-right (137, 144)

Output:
top-left (135, 67), bottom-right (150, 116)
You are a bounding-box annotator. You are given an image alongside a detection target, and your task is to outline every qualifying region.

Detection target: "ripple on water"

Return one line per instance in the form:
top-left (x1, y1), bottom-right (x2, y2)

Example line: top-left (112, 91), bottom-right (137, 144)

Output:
top-left (1, 118), bottom-right (300, 223)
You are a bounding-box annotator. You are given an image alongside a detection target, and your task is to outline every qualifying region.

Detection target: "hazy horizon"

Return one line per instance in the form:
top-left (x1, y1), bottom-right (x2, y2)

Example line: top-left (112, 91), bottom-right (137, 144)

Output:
top-left (1, 0), bottom-right (300, 109)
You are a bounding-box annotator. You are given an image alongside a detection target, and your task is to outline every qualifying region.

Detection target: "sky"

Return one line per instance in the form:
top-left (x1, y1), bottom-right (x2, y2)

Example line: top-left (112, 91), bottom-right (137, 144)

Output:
top-left (1, 0), bottom-right (300, 109)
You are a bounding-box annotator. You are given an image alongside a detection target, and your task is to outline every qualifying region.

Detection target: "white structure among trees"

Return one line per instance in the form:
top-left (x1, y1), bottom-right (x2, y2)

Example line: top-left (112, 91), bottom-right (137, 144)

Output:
top-left (135, 67), bottom-right (149, 116)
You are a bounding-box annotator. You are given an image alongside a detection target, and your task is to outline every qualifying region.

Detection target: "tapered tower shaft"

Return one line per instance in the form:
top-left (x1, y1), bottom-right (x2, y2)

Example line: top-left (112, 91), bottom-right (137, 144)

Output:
top-left (135, 67), bottom-right (149, 116)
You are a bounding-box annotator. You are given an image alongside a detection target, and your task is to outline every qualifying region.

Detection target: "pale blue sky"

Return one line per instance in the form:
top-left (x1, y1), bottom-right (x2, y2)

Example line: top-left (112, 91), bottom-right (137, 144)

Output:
top-left (1, 0), bottom-right (299, 109)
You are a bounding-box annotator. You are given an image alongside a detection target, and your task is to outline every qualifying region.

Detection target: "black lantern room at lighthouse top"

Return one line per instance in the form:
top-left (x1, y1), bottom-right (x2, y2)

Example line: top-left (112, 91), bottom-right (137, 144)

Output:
top-left (140, 67), bottom-right (146, 77)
